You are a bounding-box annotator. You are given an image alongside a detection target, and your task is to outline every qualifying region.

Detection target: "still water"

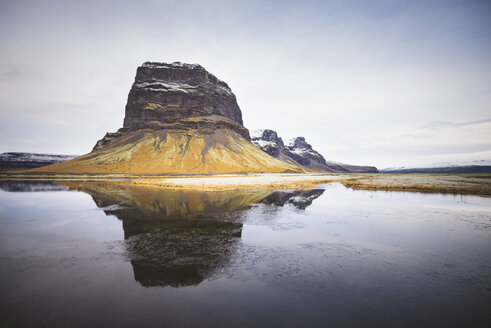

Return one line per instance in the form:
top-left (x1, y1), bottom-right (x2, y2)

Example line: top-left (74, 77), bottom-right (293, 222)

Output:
top-left (0, 181), bottom-right (490, 327)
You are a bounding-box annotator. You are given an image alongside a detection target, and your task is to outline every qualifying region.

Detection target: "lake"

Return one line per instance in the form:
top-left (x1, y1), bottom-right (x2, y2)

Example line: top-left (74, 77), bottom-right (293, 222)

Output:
top-left (0, 181), bottom-right (490, 327)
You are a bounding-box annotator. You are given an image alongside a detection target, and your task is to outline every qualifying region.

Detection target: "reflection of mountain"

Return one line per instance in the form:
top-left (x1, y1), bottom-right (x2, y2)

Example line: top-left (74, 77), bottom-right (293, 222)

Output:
top-left (10, 181), bottom-right (324, 287)
top-left (261, 189), bottom-right (324, 210)
top-left (0, 181), bottom-right (69, 192)
top-left (62, 182), bottom-right (269, 287)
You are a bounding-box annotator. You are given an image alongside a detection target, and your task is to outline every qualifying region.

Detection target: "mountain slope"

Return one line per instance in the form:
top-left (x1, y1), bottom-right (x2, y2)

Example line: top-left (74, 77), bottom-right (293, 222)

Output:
top-left (26, 129), bottom-right (302, 174)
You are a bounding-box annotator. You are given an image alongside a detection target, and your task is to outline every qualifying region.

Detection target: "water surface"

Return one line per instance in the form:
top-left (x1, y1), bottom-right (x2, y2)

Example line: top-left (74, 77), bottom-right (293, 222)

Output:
top-left (0, 181), bottom-right (490, 327)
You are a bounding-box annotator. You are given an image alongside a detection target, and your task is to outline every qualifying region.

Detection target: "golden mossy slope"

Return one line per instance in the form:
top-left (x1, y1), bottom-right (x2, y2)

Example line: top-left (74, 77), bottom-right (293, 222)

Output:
top-left (24, 129), bottom-right (303, 174)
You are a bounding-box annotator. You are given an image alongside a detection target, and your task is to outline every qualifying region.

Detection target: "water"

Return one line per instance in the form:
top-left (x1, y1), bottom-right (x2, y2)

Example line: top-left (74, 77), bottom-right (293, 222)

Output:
top-left (0, 181), bottom-right (490, 327)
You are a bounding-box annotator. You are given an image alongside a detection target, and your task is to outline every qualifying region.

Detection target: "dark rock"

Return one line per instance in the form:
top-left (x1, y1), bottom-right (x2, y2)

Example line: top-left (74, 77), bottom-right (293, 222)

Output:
top-left (250, 129), bottom-right (284, 158)
top-left (122, 62), bottom-right (248, 138)
top-left (285, 136), bottom-right (328, 167)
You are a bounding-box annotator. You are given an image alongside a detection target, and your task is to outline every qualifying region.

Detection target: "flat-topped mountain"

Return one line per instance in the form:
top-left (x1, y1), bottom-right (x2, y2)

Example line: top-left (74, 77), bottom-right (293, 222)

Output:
top-left (251, 129), bottom-right (378, 173)
top-left (23, 62), bottom-right (301, 174)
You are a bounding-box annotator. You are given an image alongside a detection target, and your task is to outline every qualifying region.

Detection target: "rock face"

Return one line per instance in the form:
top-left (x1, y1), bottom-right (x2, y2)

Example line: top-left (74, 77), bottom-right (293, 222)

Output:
top-left (251, 129), bottom-right (378, 173)
top-left (251, 129), bottom-right (334, 172)
top-left (124, 63), bottom-right (246, 135)
top-left (24, 62), bottom-right (301, 174)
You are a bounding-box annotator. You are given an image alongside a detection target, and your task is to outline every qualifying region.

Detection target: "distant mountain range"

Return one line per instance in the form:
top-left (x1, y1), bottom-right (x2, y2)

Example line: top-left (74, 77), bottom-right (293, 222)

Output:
top-left (380, 165), bottom-right (491, 174)
top-left (0, 152), bottom-right (78, 173)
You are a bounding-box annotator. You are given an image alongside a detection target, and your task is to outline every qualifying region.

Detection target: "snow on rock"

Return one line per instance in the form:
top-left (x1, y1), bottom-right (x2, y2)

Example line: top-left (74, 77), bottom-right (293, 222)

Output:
top-left (0, 152), bottom-right (77, 162)
top-left (251, 130), bottom-right (378, 173)
top-left (142, 62), bottom-right (203, 70)
top-left (250, 129), bottom-right (266, 139)
top-left (252, 139), bottom-right (276, 148)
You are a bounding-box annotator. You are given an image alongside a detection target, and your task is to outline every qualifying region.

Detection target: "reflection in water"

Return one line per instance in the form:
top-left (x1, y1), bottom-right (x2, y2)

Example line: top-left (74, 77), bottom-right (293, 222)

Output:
top-left (1, 181), bottom-right (490, 327)
top-left (58, 182), bottom-right (323, 287)
top-left (261, 189), bottom-right (324, 209)
top-left (0, 181), bottom-right (69, 192)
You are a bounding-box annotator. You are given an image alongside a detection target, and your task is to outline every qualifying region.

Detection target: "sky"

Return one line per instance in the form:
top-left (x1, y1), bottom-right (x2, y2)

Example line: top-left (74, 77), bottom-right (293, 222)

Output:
top-left (0, 0), bottom-right (490, 168)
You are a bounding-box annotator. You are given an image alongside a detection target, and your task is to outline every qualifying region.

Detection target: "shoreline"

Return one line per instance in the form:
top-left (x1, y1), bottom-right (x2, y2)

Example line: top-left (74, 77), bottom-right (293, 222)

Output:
top-left (132, 174), bottom-right (349, 191)
top-left (1, 172), bottom-right (490, 195)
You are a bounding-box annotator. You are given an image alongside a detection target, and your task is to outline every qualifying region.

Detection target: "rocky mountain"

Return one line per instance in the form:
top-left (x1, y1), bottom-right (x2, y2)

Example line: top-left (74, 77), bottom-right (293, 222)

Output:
top-left (22, 62), bottom-right (302, 174)
top-left (0, 152), bottom-right (77, 172)
top-left (251, 129), bottom-right (378, 173)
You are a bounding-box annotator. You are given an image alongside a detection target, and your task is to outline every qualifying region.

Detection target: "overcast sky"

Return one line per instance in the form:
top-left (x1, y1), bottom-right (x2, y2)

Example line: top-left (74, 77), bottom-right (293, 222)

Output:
top-left (1, 0), bottom-right (490, 168)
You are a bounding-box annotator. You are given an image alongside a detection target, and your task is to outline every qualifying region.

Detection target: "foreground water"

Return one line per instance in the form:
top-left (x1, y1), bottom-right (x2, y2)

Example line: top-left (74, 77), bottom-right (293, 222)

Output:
top-left (0, 181), bottom-right (490, 327)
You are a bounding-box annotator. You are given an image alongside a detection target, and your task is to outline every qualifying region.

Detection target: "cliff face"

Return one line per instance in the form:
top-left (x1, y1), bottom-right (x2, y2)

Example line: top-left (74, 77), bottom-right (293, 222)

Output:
top-left (25, 62), bottom-right (302, 174)
top-left (123, 62), bottom-right (248, 138)
top-left (251, 129), bottom-right (378, 173)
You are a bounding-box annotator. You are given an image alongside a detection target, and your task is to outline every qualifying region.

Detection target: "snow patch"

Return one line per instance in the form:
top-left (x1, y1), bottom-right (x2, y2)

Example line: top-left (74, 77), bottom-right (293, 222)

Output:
top-left (250, 129), bottom-right (266, 139)
top-left (134, 81), bottom-right (191, 93)
top-left (142, 62), bottom-right (203, 70)
top-left (283, 138), bottom-right (296, 147)
top-left (252, 140), bottom-right (276, 148)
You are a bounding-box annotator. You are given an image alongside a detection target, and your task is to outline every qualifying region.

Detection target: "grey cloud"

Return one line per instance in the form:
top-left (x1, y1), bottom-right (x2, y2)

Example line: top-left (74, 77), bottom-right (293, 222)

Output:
top-left (421, 118), bottom-right (491, 131)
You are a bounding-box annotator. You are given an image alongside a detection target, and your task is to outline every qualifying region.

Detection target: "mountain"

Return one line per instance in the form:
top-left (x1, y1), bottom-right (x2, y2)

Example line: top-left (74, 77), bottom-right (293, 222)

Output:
top-left (0, 152), bottom-right (77, 173)
top-left (380, 165), bottom-right (491, 174)
top-left (20, 62), bottom-right (302, 174)
top-left (251, 129), bottom-right (378, 173)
